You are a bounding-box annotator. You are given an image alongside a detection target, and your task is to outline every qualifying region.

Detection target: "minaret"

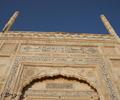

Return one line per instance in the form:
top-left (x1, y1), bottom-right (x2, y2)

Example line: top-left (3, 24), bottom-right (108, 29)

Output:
top-left (100, 15), bottom-right (120, 41)
top-left (2, 11), bottom-right (19, 33)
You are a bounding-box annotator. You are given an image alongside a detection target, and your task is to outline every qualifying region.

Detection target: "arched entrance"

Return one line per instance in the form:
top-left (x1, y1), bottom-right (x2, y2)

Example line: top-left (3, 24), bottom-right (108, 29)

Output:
top-left (19, 75), bottom-right (99, 100)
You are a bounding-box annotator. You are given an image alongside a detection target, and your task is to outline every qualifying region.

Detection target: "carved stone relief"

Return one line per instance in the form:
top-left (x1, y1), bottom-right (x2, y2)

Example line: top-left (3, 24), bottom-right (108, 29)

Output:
top-left (2, 31), bottom-right (115, 40)
top-left (46, 83), bottom-right (73, 89)
top-left (20, 66), bottom-right (97, 90)
top-left (0, 30), bottom-right (119, 100)
top-left (0, 56), bottom-right (119, 100)
top-left (21, 76), bottom-right (99, 100)
top-left (98, 58), bottom-right (120, 100)
top-left (0, 55), bottom-right (101, 100)
top-left (20, 55), bottom-right (101, 65)
top-left (20, 45), bottom-right (99, 55)
top-left (110, 59), bottom-right (120, 95)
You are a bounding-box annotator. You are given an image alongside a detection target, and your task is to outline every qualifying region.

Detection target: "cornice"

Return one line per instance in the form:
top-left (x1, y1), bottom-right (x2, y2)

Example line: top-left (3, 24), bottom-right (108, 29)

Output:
top-left (0, 31), bottom-right (116, 41)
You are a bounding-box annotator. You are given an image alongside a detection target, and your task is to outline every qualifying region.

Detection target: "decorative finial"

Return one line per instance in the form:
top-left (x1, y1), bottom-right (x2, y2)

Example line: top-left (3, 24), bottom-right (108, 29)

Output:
top-left (2, 11), bottom-right (19, 33)
top-left (100, 14), bottom-right (119, 41)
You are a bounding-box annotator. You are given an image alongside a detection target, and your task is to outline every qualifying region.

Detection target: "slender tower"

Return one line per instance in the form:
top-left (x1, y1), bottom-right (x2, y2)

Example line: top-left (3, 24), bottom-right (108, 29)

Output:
top-left (2, 11), bottom-right (19, 33)
top-left (100, 15), bottom-right (119, 42)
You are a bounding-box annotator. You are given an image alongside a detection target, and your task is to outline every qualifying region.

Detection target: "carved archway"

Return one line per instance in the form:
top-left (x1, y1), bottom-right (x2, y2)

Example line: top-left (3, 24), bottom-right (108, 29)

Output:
top-left (19, 67), bottom-right (98, 93)
top-left (19, 75), bottom-right (100, 100)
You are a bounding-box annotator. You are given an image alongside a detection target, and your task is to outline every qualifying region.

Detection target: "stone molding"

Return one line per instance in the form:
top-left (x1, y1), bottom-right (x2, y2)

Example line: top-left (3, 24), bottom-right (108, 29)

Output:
top-left (0, 31), bottom-right (116, 41)
top-left (0, 55), bottom-right (119, 100)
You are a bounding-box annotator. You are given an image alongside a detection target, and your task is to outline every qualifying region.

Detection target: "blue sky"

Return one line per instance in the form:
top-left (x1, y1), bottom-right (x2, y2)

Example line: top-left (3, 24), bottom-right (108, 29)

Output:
top-left (0, 0), bottom-right (120, 36)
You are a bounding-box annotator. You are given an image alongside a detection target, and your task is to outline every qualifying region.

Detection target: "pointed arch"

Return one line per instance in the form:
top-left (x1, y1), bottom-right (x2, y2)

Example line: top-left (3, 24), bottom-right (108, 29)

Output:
top-left (19, 74), bottom-right (100, 100)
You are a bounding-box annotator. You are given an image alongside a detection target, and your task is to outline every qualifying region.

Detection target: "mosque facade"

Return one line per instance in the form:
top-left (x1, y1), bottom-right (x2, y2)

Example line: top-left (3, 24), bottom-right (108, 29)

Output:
top-left (0, 12), bottom-right (120, 100)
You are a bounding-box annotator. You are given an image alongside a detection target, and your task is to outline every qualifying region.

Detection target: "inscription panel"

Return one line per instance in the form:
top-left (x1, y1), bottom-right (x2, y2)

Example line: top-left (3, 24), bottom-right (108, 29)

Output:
top-left (25, 90), bottom-right (98, 97)
top-left (20, 45), bottom-right (99, 55)
top-left (46, 83), bottom-right (73, 89)
top-left (22, 55), bottom-right (101, 65)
